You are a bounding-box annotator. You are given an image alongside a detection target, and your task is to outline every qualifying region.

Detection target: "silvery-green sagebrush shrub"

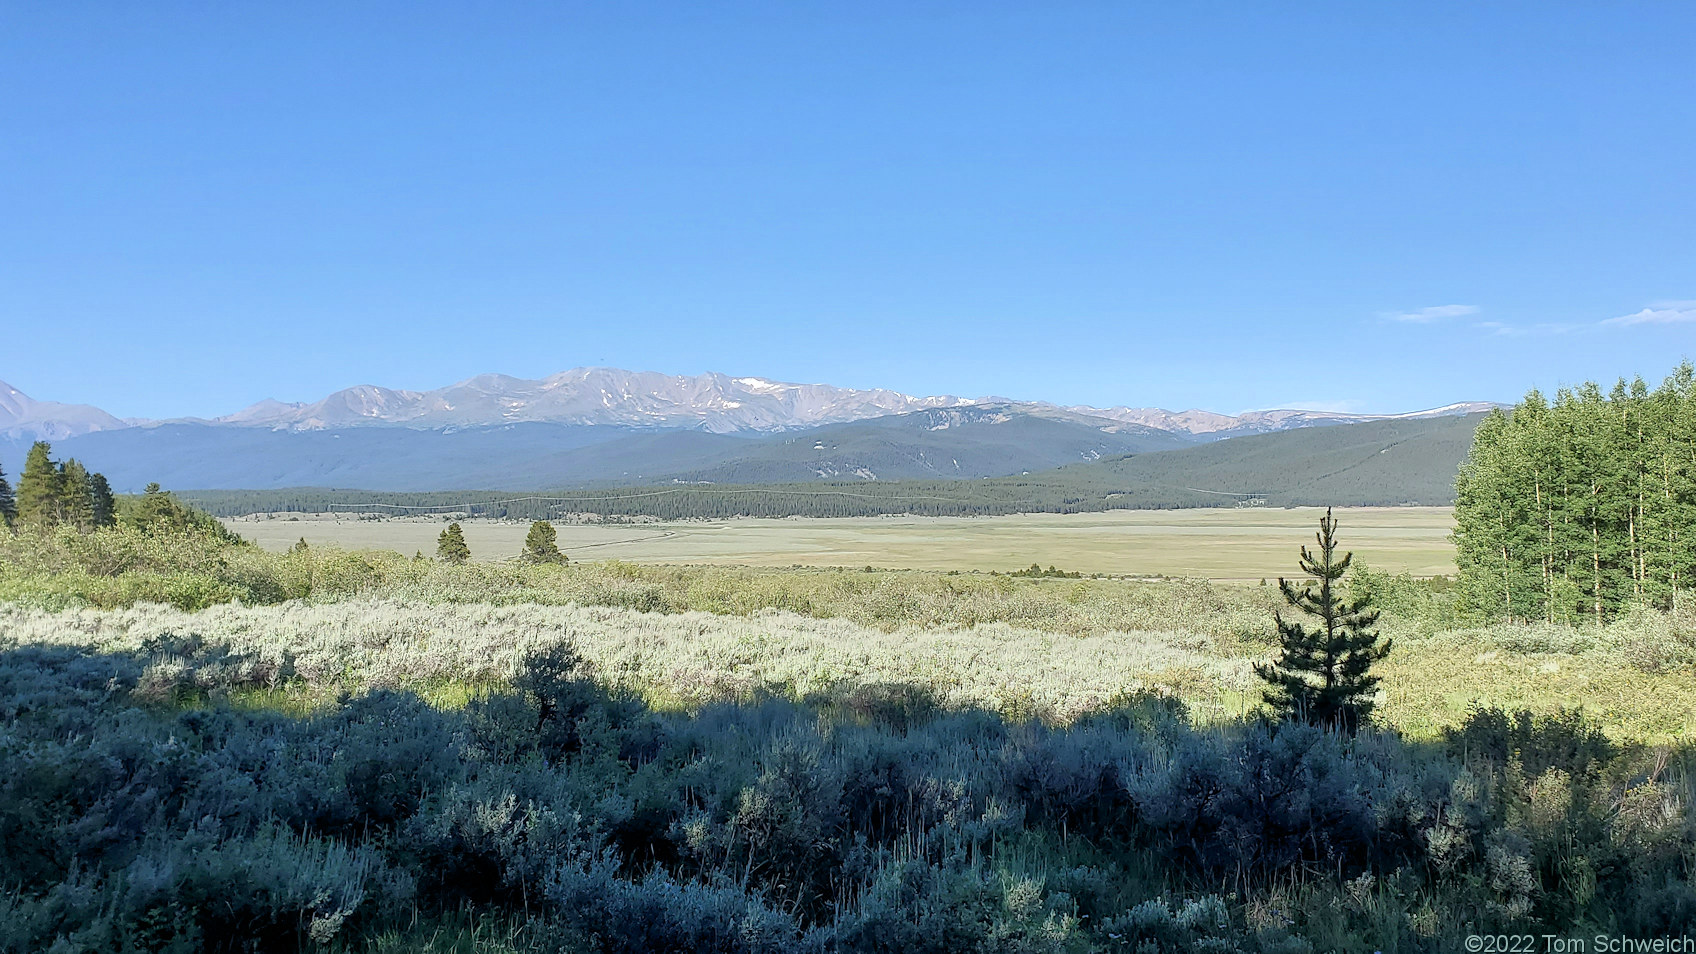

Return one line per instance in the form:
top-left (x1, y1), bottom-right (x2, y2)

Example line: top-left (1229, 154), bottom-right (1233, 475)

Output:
top-left (2, 631), bottom-right (1694, 953)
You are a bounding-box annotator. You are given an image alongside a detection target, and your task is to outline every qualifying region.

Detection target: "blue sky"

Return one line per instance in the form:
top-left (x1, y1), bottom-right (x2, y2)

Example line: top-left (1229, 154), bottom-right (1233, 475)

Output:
top-left (2, 2), bottom-right (1692, 419)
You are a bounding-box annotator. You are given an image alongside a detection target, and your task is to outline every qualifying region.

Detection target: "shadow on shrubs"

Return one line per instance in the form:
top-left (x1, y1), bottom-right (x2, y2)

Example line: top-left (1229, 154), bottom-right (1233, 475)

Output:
top-left (2, 642), bottom-right (1693, 953)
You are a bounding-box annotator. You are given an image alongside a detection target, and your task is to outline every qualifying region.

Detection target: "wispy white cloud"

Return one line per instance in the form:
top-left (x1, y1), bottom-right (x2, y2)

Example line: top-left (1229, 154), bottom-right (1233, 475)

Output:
top-left (1601, 300), bottom-right (1696, 327)
top-left (1381, 298), bottom-right (1691, 336)
top-left (1384, 304), bottom-right (1480, 323)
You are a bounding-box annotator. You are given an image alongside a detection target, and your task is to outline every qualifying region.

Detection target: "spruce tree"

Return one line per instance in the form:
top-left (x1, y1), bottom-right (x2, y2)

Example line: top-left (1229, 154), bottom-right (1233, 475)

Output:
top-left (0, 459), bottom-right (15, 528)
top-left (522, 520), bottom-right (565, 564)
top-left (87, 472), bottom-right (116, 528)
top-left (16, 442), bottom-right (63, 527)
top-left (127, 482), bottom-right (190, 532)
top-left (437, 522), bottom-right (471, 564)
top-left (1254, 508), bottom-right (1391, 734)
top-left (58, 460), bottom-right (95, 531)
top-left (120, 482), bottom-right (238, 541)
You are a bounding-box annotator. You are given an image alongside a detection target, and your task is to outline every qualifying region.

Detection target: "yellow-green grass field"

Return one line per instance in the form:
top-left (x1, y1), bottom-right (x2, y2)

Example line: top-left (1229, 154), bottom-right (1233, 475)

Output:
top-left (224, 505), bottom-right (1457, 579)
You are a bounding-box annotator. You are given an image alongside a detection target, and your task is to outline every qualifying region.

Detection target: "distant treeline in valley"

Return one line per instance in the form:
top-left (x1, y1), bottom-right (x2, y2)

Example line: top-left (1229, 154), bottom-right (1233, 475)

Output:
top-left (183, 480), bottom-right (1217, 520)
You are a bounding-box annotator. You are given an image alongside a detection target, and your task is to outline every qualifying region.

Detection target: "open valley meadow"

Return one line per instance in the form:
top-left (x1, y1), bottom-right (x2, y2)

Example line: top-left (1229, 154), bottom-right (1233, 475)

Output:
top-left (223, 505), bottom-right (1458, 578)
top-left (14, 5), bottom-right (1696, 946)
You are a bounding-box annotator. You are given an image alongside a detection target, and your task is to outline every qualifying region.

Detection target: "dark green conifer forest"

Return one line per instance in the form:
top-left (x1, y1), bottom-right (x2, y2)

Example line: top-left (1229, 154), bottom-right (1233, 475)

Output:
top-left (5, 441), bottom-right (120, 533)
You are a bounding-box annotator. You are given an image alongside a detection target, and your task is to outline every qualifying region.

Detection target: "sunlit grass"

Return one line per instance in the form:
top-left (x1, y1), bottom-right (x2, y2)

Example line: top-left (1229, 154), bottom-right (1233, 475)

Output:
top-left (12, 585), bottom-right (1691, 742)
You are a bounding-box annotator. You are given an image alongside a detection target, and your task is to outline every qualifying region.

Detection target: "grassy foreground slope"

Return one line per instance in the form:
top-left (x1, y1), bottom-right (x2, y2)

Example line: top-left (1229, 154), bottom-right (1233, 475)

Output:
top-left (2, 524), bottom-right (1689, 739)
top-left (5, 526), bottom-right (1696, 950)
top-left (4, 523), bottom-right (1696, 949)
top-left (8, 588), bottom-right (1693, 739)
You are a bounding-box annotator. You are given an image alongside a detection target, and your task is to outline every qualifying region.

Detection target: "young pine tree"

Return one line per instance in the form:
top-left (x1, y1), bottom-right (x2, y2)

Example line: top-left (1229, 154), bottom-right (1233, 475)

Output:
top-left (1253, 508), bottom-right (1392, 734)
top-left (522, 520), bottom-right (566, 564)
top-left (16, 441), bottom-right (64, 527)
top-left (437, 522), bottom-right (471, 564)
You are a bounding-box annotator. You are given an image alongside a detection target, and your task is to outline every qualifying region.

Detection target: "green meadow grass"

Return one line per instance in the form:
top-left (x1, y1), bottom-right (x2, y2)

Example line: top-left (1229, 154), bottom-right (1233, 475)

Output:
top-left (222, 505), bottom-right (1459, 578)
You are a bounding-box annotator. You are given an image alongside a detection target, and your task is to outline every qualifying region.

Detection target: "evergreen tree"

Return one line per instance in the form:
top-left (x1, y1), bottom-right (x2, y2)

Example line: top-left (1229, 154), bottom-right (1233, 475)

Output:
top-left (437, 522), bottom-right (471, 564)
top-left (522, 520), bottom-right (565, 564)
top-left (127, 482), bottom-right (188, 531)
top-left (58, 459), bottom-right (96, 531)
top-left (16, 441), bottom-right (64, 527)
top-left (0, 459), bottom-right (15, 528)
top-left (122, 482), bottom-right (240, 541)
top-left (1254, 508), bottom-right (1391, 734)
top-left (88, 472), bottom-right (117, 528)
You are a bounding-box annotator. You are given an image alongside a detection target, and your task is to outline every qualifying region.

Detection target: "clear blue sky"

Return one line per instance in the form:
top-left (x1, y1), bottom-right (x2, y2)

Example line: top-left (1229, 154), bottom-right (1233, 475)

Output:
top-left (3, 2), bottom-right (1692, 419)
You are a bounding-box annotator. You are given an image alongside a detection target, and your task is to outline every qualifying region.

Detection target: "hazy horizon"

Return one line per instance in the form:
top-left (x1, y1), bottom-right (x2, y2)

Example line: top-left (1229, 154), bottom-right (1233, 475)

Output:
top-left (3, 364), bottom-right (1505, 424)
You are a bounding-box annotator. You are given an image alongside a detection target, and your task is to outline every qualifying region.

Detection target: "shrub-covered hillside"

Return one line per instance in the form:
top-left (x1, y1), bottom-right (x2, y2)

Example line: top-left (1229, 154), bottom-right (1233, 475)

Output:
top-left (4, 636), bottom-right (1694, 953)
top-left (4, 495), bottom-right (1695, 950)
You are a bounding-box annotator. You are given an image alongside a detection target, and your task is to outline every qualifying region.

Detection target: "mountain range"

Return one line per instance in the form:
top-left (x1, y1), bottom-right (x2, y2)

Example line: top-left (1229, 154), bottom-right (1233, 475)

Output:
top-left (1, 368), bottom-right (1493, 441)
top-left (0, 381), bottom-right (133, 441)
top-left (0, 369), bottom-right (1495, 494)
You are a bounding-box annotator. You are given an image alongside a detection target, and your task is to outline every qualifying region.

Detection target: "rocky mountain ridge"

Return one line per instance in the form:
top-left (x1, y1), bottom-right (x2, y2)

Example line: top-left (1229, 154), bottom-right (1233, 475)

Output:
top-left (0, 369), bottom-right (1496, 442)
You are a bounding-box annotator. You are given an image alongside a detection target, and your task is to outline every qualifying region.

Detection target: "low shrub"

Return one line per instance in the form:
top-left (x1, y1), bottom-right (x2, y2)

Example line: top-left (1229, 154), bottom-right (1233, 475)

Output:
top-left (1, 640), bottom-right (1690, 952)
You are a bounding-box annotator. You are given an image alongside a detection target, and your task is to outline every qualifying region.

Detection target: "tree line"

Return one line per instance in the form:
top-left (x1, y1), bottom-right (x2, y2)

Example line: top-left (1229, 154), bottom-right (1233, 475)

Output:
top-left (182, 483), bottom-right (1221, 521)
top-left (1453, 362), bottom-right (1696, 623)
top-left (1, 441), bottom-right (235, 539)
top-left (0, 441), bottom-right (117, 531)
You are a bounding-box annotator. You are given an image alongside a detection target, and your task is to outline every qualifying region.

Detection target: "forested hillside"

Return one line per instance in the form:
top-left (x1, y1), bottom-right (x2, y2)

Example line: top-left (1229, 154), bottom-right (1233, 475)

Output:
top-left (5, 405), bottom-right (1184, 492)
top-left (183, 413), bottom-right (1484, 518)
top-left (666, 404), bottom-right (1187, 483)
top-left (1032, 411), bottom-right (1484, 506)
top-left (0, 422), bottom-right (755, 491)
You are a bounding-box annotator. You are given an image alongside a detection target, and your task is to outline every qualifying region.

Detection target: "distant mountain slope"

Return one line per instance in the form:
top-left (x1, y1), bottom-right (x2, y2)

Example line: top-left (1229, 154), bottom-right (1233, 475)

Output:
top-left (215, 368), bottom-right (979, 433)
top-left (2, 404), bottom-right (1187, 492)
top-left (0, 423), bottom-right (755, 492)
top-left (1028, 412), bottom-right (1489, 507)
top-left (0, 380), bottom-right (129, 440)
top-left (1071, 402), bottom-right (1499, 441)
top-left (182, 413), bottom-right (1488, 518)
top-left (670, 404), bottom-right (1189, 483)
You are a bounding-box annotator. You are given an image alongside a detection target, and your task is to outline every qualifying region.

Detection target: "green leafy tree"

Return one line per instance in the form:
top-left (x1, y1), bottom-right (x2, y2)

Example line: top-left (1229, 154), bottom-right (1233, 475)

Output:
top-left (0, 458), bottom-right (15, 528)
top-left (16, 441), bottom-right (64, 527)
top-left (1455, 363), bottom-right (1696, 621)
top-left (522, 520), bottom-right (566, 564)
top-left (437, 522), bottom-right (471, 564)
top-left (1254, 508), bottom-right (1391, 733)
